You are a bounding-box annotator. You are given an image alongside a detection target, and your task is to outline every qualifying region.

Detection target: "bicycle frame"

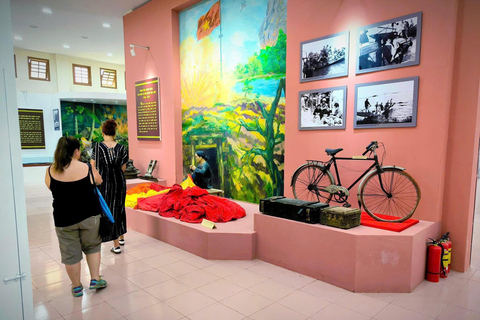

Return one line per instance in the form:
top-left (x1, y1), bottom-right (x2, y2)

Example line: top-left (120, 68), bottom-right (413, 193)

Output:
top-left (293, 141), bottom-right (420, 221)
top-left (313, 149), bottom-right (391, 199)
top-left (329, 156), bottom-right (377, 192)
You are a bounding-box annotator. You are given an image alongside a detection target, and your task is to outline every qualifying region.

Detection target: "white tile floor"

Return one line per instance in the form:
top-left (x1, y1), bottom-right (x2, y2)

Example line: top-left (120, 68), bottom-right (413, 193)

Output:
top-left (26, 183), bottom-right (480, 320)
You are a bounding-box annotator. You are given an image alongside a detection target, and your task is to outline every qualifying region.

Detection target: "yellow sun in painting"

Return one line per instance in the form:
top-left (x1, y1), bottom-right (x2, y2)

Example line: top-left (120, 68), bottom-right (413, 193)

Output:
top-left (180, 36), bottom-right (235, 109)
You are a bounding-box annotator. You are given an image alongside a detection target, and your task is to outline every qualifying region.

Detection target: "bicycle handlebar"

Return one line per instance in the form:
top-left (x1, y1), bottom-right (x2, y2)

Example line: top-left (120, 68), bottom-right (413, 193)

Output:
top-left (362, 141), bottom-right (378, 156)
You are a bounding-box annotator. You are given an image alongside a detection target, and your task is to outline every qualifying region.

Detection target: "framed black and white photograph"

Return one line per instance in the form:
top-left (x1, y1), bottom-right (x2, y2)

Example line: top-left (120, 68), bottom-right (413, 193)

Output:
top-left (354, 77), bottom-right (418, 129)
top-left (356, 12), bottom-right (422, 74)
top-left (299, 86), bottom-right (347, 130)
top-left (53, 108), bottom-right (60, 131)
top-left (300, 31), bottom-right (349, 82)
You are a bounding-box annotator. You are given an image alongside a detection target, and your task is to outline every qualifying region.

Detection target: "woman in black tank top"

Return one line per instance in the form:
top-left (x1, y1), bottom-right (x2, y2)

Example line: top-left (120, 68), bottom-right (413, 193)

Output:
top-left (45, 136), bottom-right (108, 297)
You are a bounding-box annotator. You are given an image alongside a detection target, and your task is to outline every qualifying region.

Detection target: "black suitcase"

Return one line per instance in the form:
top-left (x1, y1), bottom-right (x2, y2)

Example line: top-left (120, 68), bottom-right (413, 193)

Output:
top-left (259, 196), bottom-right (329, 224)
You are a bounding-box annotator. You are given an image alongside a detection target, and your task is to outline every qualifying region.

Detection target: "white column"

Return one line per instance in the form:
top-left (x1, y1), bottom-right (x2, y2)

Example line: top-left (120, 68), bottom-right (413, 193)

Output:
top-left (0, 0), bottom-right (34, 318)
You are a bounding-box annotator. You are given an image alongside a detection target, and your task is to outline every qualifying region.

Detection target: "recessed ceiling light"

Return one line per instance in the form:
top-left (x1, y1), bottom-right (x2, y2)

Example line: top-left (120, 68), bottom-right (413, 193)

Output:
top-left (63, 44), bottom-right (70, 49)
top-left (42, 8), bottom-right (52, 14)
top-left (102, 23), bottom-right (111, 28)
top-left (29, 25), bottom-right (38, 29)
top-left (107, 53), bottom-right (113, 56)
top-left (14, 35), bottom-right (23, 40)
top-left (72, 100), bottom-right (76, 101)
top-left (81, 36), bottom-right (88, 40)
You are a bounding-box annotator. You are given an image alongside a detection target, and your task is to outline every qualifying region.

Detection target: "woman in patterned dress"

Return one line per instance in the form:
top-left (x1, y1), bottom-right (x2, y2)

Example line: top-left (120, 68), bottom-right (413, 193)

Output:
top-left (91, 120), bottom-right (128, 254)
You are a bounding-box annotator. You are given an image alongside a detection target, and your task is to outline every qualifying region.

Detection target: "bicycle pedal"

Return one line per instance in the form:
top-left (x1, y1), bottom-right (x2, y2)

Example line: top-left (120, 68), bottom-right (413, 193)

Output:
top-left (343, 203), bottom-right (352, 208)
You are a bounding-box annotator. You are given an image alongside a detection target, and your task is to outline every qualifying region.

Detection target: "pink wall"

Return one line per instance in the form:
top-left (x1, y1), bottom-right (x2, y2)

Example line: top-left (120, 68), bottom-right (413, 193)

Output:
top-left (123, 0), bottom-right (201, 186)
top-left (285, 0), bottom-right (457, 223)
top-left (124, 0), bottom-right (480, 272)
top-left (443, 0), bottom-right (480, 271)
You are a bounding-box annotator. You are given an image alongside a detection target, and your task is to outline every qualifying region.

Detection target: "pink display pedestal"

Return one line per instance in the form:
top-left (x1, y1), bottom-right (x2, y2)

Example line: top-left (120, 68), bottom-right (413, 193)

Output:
top-left (126, 178), bottom-right (166, 189)
top-left (254, 212), bottom-right (441, 293)
top-left (125, 193), bottom-right (440, 292)
top-left (125, 200), bottom-right (257, 260)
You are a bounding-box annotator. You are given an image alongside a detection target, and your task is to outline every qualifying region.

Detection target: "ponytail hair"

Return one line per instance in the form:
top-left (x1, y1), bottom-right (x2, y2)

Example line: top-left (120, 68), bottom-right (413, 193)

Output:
top-left (53, 136), bottom-right (80, 173)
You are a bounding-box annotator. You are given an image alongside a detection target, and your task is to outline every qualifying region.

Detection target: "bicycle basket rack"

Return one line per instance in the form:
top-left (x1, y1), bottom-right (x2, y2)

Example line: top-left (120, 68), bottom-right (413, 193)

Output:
top-left (306, 160), bottom-right (326, 167)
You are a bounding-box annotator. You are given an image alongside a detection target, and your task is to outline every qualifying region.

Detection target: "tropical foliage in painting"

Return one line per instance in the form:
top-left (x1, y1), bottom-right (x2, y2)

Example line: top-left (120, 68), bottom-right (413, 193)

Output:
top-left (180, 0), bottom-right (286, 202)
top-left (60, 101), bottom-right (128, 160)
top-left (234, 29), bottom-right (287, 80)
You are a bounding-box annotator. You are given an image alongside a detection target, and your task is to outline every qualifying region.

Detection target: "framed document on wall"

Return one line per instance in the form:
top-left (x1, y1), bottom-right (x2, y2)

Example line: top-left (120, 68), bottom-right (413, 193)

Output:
top-left (18, 108), bottom-right (45, 149)
top-left (135, 77), bottom-right (161, 141)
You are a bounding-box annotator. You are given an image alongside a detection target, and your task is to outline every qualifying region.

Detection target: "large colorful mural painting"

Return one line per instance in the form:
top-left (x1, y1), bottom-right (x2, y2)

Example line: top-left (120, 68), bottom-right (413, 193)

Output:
top-left (180, 0), bottom-right (287, 202)
top-left (60, 101), bottom-right (128, 160)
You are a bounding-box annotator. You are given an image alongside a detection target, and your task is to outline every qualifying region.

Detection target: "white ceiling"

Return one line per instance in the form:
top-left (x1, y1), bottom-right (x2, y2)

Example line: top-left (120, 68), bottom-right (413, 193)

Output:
top-left (10, 0), bottom-right (150, 65)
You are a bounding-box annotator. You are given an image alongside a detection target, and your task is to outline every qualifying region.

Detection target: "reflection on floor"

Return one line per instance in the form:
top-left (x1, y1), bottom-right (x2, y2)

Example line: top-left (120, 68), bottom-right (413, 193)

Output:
top-left (26, 183), bottom-right (480, 320)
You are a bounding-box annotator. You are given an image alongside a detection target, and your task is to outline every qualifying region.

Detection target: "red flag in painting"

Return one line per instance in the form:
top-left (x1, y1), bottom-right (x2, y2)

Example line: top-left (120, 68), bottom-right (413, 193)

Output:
top-left (196, 1), bottom-right (220, 41)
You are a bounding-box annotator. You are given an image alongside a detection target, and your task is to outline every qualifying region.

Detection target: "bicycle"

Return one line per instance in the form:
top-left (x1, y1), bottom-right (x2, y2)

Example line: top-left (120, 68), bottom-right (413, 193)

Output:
top-left (290, 141), bottom-right (421, 222)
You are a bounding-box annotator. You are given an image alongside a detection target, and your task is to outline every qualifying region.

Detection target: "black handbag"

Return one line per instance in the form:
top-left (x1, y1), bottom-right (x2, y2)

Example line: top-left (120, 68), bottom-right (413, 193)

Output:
top-left (88, 162), bottom-right (116, 242)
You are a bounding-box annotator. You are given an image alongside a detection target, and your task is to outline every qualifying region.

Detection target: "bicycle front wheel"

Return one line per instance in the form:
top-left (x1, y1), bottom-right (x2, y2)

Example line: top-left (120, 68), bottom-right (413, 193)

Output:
top-left (359, 168), bottom-right (421, 222)
top-left (292, 164), bottom-right (334, 203)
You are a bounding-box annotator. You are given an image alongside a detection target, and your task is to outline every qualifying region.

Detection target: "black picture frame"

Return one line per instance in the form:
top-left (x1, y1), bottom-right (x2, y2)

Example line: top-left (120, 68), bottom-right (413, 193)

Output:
top-left (300, 31), bottom-right (349, 82)
top-left (356, 12), bottom-right (422, 74)
top-left (299, 86), bottom-right (347, 130)
top-left (354, 77), bottom-right (419, 129)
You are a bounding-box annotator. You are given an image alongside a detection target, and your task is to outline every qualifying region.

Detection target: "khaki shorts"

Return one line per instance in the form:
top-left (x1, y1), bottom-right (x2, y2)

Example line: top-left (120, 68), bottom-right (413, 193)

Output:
top-left (55, 215), bottom-right (102, 265)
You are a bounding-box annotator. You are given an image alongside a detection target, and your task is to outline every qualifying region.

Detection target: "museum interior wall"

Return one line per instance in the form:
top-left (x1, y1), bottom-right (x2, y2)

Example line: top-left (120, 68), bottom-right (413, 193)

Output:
top-left (14, 48), bottom-right (127, 164)
top-left (441, 0), bottom-right (480, 272)
top-left (123, 0), bottom-right (480, 272)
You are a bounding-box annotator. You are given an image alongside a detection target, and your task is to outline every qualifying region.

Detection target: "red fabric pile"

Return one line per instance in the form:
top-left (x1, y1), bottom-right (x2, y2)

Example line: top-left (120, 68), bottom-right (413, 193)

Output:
top-left (137, 184), bottom-right (246, 223)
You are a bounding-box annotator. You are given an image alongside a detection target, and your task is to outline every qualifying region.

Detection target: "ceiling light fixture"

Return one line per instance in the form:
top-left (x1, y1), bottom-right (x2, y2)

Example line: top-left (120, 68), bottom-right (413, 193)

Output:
top-left (63, 44), bottom-right (70, 49)
top-left (14, 35), bottom-right (23, 40)
top-left (107, 53), bottom-right (113, 57)
top-left (102, 23), bottom-right (111, 28)
top-left (42, 8), bottom-right (52, 14)
top-left (129, 44), bottom-right (149, 57)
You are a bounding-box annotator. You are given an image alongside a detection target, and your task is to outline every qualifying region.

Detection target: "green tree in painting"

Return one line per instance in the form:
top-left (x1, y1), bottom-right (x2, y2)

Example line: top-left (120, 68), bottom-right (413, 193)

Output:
top-left (182, 78), bottom-right (285, 201)
top-left (258, 29), bottom-right (286, 75)
top-left (62, 105), bottom-right (85, 135)
top-left (87, 104), bottom-right (103, 141)
top-left (238, 78), bottom-right (285, 196)
top-left (242, 78), bottom-right (254, 97)
top-left (234, 29), bottom-right (286, 79)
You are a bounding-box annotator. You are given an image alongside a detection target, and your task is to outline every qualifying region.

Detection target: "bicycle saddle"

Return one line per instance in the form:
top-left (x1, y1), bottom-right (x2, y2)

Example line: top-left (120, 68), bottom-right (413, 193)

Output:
top-left (325, 148), bottom-right (343, 156)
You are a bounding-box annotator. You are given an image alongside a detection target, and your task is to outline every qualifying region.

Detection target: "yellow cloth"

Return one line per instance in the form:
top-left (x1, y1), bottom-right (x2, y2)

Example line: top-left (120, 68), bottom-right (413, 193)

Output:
top-left (125, 189), bottom-right (166, 208)
top-left (125, 175), bottom-right (196, 209)
top-left (180, 174), bottom-right (196, 189)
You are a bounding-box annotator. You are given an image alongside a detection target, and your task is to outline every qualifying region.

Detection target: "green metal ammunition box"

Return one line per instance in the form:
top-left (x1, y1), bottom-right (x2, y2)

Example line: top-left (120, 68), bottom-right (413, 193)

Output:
top-left (320, 206), bottom-right (361, 229)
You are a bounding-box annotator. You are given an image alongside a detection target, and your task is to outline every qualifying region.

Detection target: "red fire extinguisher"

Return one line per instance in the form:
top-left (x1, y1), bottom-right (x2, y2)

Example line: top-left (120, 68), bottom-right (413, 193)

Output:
top-left (426, 238), bottom-right (444, 282)
top-left (440, 232), bottom-right (452, 277)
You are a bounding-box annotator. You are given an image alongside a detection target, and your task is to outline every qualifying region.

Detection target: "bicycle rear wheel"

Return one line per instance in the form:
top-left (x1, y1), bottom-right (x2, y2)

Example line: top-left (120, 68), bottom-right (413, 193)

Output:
top-left (359, 168), bottom-right (421, 222)
top-left (292, 164), bottom-right (334, 202)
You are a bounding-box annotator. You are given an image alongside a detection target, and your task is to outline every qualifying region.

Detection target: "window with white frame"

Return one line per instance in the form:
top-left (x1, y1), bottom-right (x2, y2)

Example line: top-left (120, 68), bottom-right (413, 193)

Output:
top-left (73, 64), bottom-right (92, 86)
top-left (100, 68), bottom-right (117, 89)
top-left (28, 57), bottom-right (50, 81)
